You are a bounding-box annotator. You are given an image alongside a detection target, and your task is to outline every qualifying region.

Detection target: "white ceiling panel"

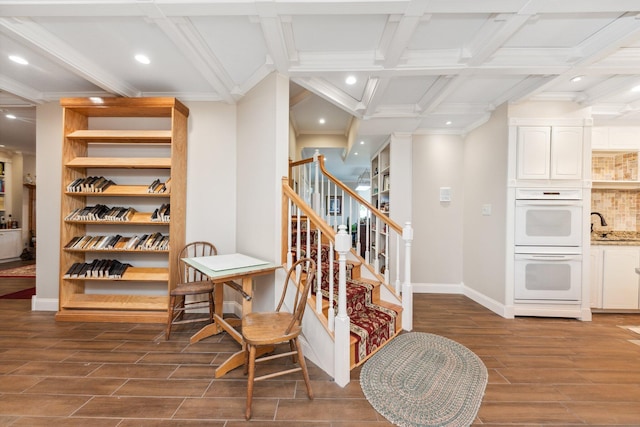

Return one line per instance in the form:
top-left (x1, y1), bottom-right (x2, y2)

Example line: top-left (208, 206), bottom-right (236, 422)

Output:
top-left (408, 14), bottom-right (491, 50)
top-left (503, 13), bottom-right (622, 48)
top-left (190, 16), bottom-right (268, 86)
top-left (2, 1), bottom-right (640, 179)
top-left (31, 16), bottom-right (215, 93)
top-left (291, 15), bottom-right (387, 52)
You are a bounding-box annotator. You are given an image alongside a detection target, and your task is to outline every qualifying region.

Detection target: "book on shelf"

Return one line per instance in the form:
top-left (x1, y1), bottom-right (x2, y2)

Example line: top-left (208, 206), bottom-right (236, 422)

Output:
top-left (147, 178), bottom-right (170, 194)
top-left (66, 176), bottom-right (115, 193)
top-left (64, 259), bottom-right (132, 279)
top-left (151, 203), bottom-right (170, 222)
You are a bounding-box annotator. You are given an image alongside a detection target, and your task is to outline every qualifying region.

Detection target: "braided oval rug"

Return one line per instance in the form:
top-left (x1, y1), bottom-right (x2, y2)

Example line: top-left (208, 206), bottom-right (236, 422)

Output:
top-left (360, 332), bottom-right (487, 427)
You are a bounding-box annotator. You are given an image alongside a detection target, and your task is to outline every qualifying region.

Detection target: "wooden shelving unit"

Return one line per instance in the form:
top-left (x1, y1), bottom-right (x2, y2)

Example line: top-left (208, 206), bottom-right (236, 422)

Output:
top-left (56, 97), bottom-right (188, 323)
top-left (370, 142), bottom-right (390, 274)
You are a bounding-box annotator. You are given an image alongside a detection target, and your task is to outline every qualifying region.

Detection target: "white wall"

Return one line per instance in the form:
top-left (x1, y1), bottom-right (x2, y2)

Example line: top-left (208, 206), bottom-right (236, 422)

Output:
top-left (183, 102), bottom-right (237, 253)
top-left (236, 72), bottom-right (290, 312)
top-left (462, 103), bottom-right (509, 304)
top-left (411, 133), bottom-right (464, 288)
top-left (35, 102), bottom-right (63, 303)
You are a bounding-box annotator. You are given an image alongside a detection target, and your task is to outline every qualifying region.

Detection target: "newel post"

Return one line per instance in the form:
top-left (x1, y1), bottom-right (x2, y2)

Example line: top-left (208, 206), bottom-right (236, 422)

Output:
top-left (402, 221), bottom-right (413, 331)
top-left (334, 224), bottom-right (350, 387)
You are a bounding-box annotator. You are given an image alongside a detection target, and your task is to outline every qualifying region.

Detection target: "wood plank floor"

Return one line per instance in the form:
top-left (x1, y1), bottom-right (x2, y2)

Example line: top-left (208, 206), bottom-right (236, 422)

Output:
top-left (1, 275), bottom-right (640, 425)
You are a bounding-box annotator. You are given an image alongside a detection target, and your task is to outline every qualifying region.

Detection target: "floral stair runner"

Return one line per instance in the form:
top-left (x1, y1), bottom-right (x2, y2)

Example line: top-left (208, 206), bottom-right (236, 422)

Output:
top-left (293, 228), bottom-right (399, 364)
top-left (305, 241), bottom-right (398, 365)
top-left (319, 268), bottom-right (398, 364)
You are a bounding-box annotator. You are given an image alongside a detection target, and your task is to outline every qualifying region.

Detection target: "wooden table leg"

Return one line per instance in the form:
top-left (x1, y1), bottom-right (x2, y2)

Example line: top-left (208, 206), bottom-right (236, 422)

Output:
top-left (189, 280), bottom-right (226, 344)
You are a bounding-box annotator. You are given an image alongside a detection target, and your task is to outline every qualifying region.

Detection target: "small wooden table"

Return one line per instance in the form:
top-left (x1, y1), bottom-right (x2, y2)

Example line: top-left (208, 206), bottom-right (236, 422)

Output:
top-left (182, 254), bottom-right (280, 378)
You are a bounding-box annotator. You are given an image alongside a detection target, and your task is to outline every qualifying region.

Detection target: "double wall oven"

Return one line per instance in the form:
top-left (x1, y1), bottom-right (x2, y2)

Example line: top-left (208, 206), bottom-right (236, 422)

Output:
top-left (514, 188), bottom-right (583, 302)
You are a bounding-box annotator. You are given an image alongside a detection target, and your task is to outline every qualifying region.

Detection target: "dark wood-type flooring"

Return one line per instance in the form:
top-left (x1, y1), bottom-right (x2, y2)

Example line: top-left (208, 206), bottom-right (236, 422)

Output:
top-left (1, 263), bottom-right (640, 426)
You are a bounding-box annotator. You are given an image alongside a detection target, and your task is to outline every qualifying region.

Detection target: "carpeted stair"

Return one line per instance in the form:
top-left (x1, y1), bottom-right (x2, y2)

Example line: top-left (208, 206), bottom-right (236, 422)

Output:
top-left (293, 229), bottom-right (400, 366)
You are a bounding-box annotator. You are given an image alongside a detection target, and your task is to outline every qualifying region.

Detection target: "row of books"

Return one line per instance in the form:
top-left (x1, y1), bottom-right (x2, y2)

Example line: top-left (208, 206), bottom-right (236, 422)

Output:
top-left (64, 232), bottom-right (169, 251)
top-left (148, 178), bottom-right (171, 193)
top-left (67, 176), bottom-right (115, 193)
top-left (150, 203), bottom-right (170, 222)
top-left (63, 259), bottom-right (131, 279)
top-left (65, 204), bottom-right (137, 222)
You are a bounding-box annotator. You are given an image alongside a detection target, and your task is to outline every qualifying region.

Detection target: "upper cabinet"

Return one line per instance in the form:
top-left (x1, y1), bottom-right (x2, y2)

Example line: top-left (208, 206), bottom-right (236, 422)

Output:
top-left (592, 127), bottom-right (640, 150)
top-left (516, 126), bottom-right (583, 180)
top-left (592, 127), bottom-right (640, 190)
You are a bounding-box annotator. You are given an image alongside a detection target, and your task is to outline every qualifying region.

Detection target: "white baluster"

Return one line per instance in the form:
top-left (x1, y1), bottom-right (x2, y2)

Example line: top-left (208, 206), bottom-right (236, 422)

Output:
top-left (313, 150), bottom-right (321, 213)
top-left (316, 227), bottom-right (322, 314)
top-left (395, 233), bottom-right (400, 294)
top-left (334, 224), bottom-right (350, 387)
top-left (328, 242), bottom-right (335, 331)
top-left (287, 199), bottom-right (293, 269)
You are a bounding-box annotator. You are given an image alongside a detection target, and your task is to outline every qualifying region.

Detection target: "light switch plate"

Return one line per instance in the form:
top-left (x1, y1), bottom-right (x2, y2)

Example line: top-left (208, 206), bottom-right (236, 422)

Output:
top-left (440, 187), bottom-right (451, 202)
top-left (482, 204), bottom-right (492, 215)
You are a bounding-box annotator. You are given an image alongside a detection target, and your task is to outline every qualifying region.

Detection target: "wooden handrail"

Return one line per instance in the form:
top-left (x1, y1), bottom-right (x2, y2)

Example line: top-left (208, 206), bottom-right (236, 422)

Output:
top-left (307, 155), bottom-right (402, 235)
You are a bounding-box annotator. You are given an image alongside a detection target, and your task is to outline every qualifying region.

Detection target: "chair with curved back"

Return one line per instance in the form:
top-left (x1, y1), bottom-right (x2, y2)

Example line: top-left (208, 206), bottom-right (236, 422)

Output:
top-left (165, 241), bottom-right (217, 340)
top-left (241, 257), bottom-right (317, 420)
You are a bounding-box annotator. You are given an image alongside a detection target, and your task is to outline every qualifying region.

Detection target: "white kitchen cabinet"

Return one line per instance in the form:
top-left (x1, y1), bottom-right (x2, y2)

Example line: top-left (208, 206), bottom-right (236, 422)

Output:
top-left (0, 229), bottom-right (22, 261)
top-left (516, 126), bottom-right (583, 180)
top-left (602, 246), bottom-right (640, 309)
top-left (590, 246), bottom-right (603, 309)
top-left (592, 127), bottom-right (640, 150)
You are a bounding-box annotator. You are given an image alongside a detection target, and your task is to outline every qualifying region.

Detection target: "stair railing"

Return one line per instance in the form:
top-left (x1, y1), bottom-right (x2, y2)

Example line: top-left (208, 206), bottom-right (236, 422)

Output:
top-left (288, 152), bottom-right (413, 312)
top-left (282, 177), bottom-right (351, 386)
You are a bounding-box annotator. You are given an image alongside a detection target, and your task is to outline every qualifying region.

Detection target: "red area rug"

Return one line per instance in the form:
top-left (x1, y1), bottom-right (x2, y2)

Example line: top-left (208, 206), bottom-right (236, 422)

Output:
top-left (0, 287), bottom-right (35, 299)
top-left (0, 264), bottom-right (36, 278)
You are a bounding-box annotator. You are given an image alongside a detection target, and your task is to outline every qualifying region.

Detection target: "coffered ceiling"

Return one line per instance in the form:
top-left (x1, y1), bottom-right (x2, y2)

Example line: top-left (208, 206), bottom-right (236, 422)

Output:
top-left (2, 1), bottom-right (640, 180)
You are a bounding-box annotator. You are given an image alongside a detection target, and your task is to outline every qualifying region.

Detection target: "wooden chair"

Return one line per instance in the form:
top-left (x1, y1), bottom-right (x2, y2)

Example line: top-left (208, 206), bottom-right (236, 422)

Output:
top-left (165, 241), bottom-right (217, 340)
top-left (242, 258), bottom-right (316, 420)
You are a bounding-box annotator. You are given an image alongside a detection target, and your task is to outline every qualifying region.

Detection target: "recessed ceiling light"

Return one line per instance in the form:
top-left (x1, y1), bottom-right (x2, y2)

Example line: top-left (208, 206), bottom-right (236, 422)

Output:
top-left (446, 121), bottom-right (452, 125)
top-left (9, 55), bottom-right (28, 65)
top-left (319, 118), bottom-right (326, 124)
top-left (5, 114), bottom-right (16, 119)
top-left (632, 85), bottom-right (640, 92)
top-left (346, 75), bottom-right (357, 85)
top-left (354, 152), bottom-right (359, 155)
top-left (360, 140), bottom-right (365, 145)
top-left (135, 54), bottom-right (151, 64)
top-left (570, 75), bottom-right (583, 83)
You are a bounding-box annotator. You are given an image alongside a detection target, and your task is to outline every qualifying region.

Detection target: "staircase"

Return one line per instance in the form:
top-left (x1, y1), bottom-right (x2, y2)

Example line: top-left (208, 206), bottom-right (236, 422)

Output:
top-left (282, 153), bottom-right (413, 386)
top-left (298, 229), bottom-right (402, 365)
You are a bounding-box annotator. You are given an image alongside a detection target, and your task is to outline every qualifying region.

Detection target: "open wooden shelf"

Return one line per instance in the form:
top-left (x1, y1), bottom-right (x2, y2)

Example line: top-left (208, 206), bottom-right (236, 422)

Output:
top-left (66, 129), bottom-right (172, 143)
top-left (64, 267), bottom-right (168, 281)
top-left (66, 157), bottom-right (171, 169)
top-left (62, 294), bottom-right (168, 311)
top-left (65, 211), bottom-right (170, 225)
top-left (65, 185), bottom-right (169, 197)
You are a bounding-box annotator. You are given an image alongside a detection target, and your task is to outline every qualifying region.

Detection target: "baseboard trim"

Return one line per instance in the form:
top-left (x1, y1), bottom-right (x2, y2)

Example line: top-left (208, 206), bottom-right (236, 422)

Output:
top-left (411, 282), bottom-right (512, 319)
top-left (32, 296), bottom-right (58, 312)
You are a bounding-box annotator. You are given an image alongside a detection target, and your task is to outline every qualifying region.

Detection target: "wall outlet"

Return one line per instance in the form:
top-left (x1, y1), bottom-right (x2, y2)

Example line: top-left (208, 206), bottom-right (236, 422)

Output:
top-left (482, 204), bottom-right (492, 216)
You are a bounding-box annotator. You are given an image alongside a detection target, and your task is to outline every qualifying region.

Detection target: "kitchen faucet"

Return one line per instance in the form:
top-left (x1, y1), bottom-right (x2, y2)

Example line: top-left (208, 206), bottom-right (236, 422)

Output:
top-left (590, 212), bottom-right (608, 232)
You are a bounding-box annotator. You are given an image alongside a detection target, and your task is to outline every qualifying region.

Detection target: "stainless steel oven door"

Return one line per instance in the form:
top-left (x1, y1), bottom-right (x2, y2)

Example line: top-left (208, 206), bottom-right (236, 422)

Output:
top-left (514, 253), bottom-right (582, 302)
top-left (515, 200), bottom-right (583, 247)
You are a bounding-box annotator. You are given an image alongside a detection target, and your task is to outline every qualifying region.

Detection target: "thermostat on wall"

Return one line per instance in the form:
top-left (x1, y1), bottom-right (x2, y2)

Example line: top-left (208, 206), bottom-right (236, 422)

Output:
top-left (440, 187), bottom-right (451, 202)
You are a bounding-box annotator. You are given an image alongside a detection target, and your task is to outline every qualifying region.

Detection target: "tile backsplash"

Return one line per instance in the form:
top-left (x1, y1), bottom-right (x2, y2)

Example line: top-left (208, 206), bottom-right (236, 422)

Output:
top-left (591, 190), bottom-right (640, 231)
top-left (591, 152), bottom-right (640, 231)
top-left (592, 152), bottom-right (638, 181)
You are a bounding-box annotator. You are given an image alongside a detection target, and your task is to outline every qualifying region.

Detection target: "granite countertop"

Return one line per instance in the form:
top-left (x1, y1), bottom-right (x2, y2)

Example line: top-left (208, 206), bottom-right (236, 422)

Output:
top-left (591, 231), bottom-right (640, 246)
